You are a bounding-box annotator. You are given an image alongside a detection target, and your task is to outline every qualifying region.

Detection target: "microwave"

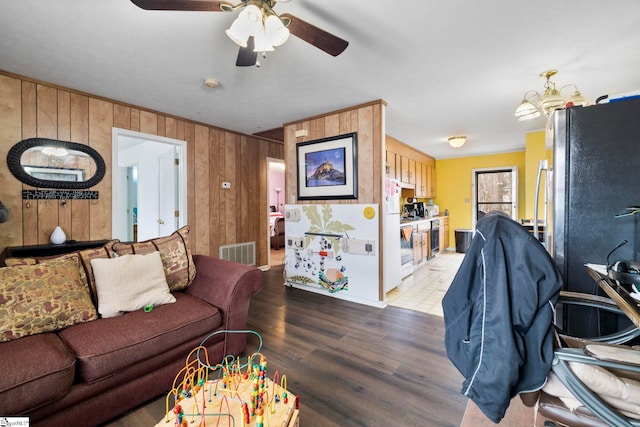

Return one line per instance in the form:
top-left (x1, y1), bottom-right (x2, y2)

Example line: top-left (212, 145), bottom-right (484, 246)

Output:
top-left (425, 204), bottom-right (439, 217)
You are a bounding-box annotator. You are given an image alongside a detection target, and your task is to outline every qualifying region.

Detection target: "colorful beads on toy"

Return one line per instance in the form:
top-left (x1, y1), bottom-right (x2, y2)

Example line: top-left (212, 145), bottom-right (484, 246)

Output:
top-left (283, 391), bottom-right (288, 403)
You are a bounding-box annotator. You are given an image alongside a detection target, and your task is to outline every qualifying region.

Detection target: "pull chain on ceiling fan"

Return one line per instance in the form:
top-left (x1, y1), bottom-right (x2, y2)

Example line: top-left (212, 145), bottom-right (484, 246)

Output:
top-left (130, 0), bottom-right (349, 67)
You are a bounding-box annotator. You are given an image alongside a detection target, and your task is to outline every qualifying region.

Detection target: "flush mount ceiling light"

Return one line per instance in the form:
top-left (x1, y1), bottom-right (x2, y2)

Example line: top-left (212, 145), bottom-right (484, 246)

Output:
top-left (514, 70), bottom-right (589, 121)
top-left (204, 78), bottom-right (220, 89)
top-left (448, 136), bottom-right (466, 148)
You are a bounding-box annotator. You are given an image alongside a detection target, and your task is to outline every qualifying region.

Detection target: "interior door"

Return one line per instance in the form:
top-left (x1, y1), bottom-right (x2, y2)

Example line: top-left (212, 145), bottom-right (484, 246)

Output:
top-left (157, 148), bottom-right (177, 237)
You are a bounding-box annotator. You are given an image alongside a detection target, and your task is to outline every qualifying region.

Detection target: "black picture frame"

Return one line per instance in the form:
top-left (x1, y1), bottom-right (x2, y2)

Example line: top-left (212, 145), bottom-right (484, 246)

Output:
top-left (296, 132), bottom-right (358, 200)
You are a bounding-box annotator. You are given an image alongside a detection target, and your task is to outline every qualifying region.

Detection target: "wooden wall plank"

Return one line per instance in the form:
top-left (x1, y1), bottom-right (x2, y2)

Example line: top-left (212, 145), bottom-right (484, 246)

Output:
top-left (57, 90), bottom-right (71, 141)
top-left (70, 93), bottom-right (89, 144)
top-left (21, 81), bottom-right (36, 139)
top-left (71, 199), bottom-right (90, 241)
top-left (0, 74), bottom-right (23, 248)
top-left (157, 115), bottom-right (165, 137)
top-left (58, 200), bottom-right (72, 241)
top-left (113, 104), bottom-right (130, 130)
top-left (38, 199), bottom-right (58, 244)
top-left (131, 108), bottom-right (140, 132)
top-left (184, 122), bottom-right (195, 246)
top-left (140, 110), bottom-right (157, 135)
top-left (166, 117), bottom-right (177, 139)
top-left (223, 133), bottom-right (237, 244)
top-left (209, 129), bottom-right (222, 253)
top-left (36, 84), bottom-right (57, 139)
top-left (88, 98), bottom-right (113, 240)
top-left (357, 105), bottom-right (374, 204)
top-left (21, 81), bottom-right (38, 245)
top-left (194, 124), bottom-right (210, 255)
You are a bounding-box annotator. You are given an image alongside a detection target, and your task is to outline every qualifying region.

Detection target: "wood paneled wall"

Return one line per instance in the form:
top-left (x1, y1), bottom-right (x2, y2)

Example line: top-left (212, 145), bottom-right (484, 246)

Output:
top-left (283, 100), bottom-right (386, 207)
top-left (0, 72), bottom-right (284, 266)
top-left (283, 100), bottom-right (387, 300)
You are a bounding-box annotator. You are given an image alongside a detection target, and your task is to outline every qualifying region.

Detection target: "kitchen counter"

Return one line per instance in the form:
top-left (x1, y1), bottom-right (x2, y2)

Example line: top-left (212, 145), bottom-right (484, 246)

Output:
top-left (400, 216), bottom-right (447, 224)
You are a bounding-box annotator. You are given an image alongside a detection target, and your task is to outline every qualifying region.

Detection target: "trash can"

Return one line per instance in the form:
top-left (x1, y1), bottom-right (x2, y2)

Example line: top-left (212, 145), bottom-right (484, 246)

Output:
top-left (455, 229), bottom-right (474, 253)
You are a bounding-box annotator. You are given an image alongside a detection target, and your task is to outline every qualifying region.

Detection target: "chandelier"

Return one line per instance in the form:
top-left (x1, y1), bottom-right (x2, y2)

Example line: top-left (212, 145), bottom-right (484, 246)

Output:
top-left (225, 0), bottom-right (290, 53)
top-left (514, 70), bottom-right (589, 121)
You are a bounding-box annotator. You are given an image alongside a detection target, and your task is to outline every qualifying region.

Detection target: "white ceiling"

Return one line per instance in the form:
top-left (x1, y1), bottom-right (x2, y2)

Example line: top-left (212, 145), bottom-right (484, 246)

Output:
top-left (1, 0), bottom-right (639, 159)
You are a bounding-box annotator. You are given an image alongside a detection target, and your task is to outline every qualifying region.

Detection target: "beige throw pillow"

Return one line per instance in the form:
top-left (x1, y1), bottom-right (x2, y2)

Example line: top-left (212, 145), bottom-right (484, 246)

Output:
top-left (90, 251), bottom-right (176, 318)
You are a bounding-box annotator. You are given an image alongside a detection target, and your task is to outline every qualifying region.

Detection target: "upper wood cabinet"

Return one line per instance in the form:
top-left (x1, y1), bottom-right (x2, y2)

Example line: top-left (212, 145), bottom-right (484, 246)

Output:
top-left (386, 150), bottom-right (397, 179)
top-left (386, 135), bottom-right (436, 196)
top-left (426, 164), bottom-right (436, 198)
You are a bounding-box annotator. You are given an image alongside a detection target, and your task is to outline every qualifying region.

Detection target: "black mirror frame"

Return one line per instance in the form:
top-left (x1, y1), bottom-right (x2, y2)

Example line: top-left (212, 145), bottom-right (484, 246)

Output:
top-left (7, 138), bottom-right (106, 189)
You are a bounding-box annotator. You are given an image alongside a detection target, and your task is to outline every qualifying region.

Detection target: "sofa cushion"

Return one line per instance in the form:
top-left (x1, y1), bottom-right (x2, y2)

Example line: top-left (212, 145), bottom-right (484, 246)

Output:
top-left (4, 239), bottom-right (118, 305)
top-left (58, 293), bottom-right (222, 384)
top-left (91, 251), bottom-right (176, 318)
top-left (0, 257), bottom-right (98, 342)
top-left (112, 226), bottom-right (196, 292)
top-left (0, 333), bottom-right (75, 414)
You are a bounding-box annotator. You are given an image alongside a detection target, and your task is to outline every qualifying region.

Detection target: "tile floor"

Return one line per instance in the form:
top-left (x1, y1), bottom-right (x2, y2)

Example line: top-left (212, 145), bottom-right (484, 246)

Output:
top-left (270, 247), bottom-right (464, 316)
top-left (385, 250), bottom-right (465, 316)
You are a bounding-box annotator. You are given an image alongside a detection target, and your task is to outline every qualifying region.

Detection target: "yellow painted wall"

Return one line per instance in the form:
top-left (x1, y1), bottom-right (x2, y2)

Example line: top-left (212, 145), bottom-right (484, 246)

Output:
top-left (524, 130), bottom-right (546, 220)
top-left (434, 151), bottom-right (526, 249)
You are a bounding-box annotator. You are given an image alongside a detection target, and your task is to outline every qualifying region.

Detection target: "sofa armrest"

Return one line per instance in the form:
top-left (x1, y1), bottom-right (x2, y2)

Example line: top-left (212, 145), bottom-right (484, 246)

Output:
top-left (184, 255), bottom-right (264, 355)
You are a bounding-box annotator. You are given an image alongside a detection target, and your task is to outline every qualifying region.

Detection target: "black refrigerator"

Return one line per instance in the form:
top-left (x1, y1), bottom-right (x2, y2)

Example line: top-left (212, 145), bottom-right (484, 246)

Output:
top-left (547, 97), bottom-right (640, 337)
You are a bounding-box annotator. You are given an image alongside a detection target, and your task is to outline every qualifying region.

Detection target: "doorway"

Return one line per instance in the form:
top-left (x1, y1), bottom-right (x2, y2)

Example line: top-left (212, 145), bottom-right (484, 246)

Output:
top-left (112, 128), bottom-right (187, 242)
top-left (267, 158), bottom-right (285, 267)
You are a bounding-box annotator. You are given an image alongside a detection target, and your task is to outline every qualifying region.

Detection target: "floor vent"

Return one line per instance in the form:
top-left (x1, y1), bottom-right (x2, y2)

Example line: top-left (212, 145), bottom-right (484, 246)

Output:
top-left (219, 242), bottom-right (256, 265)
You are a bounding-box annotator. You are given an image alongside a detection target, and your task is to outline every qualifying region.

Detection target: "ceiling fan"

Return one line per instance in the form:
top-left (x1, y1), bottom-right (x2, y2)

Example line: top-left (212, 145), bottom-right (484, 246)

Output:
top-left (130, 0), bottom-right (349, 67)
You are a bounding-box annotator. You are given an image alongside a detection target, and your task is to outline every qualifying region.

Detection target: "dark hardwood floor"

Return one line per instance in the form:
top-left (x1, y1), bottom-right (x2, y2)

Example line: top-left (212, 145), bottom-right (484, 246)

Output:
top-left (105, 265), bottom-right (467, 426)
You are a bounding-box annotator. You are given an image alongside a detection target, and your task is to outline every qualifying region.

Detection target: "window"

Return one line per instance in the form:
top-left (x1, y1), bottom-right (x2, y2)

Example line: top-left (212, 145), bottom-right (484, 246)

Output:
top-left (472, 166), bottom-right (518, 228)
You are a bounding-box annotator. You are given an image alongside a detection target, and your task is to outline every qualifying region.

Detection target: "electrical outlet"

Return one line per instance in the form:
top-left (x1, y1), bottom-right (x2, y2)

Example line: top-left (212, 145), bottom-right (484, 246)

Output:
top-left (221, 182), bottom-right (231, 189)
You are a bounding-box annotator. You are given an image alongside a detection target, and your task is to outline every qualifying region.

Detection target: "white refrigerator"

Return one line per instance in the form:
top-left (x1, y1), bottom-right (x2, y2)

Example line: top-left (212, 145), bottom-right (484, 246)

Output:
top-left (383, 177), bottom-right (402, 293)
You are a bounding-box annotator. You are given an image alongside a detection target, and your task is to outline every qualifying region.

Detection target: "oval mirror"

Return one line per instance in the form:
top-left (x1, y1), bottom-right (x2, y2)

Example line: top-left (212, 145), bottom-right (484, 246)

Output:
top-left (7, 138), bottom-right (106, 189)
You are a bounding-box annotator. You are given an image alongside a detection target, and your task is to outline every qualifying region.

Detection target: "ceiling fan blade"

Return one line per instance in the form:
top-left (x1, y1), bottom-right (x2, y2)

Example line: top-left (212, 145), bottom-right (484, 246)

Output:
top-left (236, 36), bottom-right (258, 67)
top-left (130, 0), bottom-right (232, 11)
top-left (279, 13), bottom-right (348, 57)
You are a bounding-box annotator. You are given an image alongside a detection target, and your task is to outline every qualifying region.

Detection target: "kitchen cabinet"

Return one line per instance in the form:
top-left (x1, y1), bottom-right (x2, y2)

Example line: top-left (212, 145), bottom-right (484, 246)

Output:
top-left (413, 221), bottom-right (430, 264)
top-left (385, 150), bottom-right (398, 179)
top-left (426, 164), bottom-right (436, 198)
top-left (386, 135), bottom-right (436, 192)
top-left (400, 156), bottom-right (416, 185)
top-left (415, 162), bottom-right (429, 197)
top-left (439, 216), bottom-right (449, 250)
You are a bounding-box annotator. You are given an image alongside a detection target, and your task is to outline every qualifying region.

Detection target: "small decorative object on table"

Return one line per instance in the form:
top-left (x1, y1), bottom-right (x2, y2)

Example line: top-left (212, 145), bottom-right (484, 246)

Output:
top-left (50, 226), bottom-right (66, 244)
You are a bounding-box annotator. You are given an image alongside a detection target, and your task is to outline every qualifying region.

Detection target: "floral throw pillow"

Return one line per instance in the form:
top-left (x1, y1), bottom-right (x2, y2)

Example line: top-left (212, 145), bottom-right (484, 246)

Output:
top-left (112, 225), bottom-right (196, 292)
top-left (0, 257), bottom-right (98, 342)
top-left (4, 240), bottom-right (118, 306)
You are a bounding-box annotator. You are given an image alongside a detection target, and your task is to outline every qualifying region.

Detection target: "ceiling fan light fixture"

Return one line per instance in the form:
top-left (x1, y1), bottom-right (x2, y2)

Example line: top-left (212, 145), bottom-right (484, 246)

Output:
top-left (253, 30), bottom-right (275, 52)
top-left (226, 4), bottom-right (262, 47)
top-left (448, 136), bottom-right (466, 148)
top-left (264, 14), bottom-right (289, 47)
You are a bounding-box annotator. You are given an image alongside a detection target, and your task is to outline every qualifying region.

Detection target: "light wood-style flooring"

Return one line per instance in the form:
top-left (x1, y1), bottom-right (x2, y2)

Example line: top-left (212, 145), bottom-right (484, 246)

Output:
top-left (105, 252), bottom-right (468, 426)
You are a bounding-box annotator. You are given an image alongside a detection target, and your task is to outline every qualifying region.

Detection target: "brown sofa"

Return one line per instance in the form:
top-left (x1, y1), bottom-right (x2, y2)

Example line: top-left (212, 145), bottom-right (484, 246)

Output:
top-left (0, 254), bottom-right (264, 426)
